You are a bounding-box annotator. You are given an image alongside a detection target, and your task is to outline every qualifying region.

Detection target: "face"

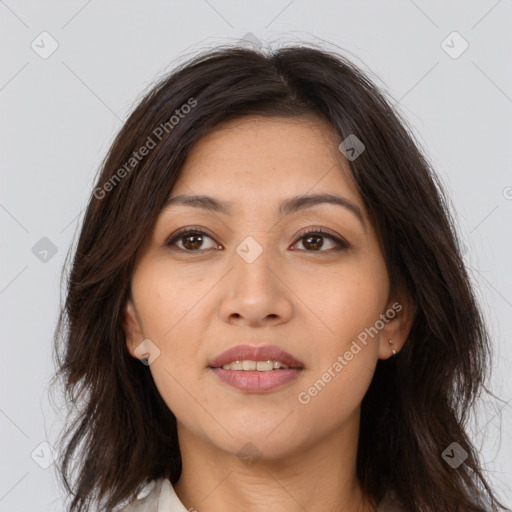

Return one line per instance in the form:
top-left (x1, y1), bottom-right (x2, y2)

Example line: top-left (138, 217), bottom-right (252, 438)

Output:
top-left (124, 115), bottom-right (412, 461)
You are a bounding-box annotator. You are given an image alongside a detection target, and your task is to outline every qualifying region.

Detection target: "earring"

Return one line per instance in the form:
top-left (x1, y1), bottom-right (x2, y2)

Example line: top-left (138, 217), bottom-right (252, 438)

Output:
top-left (389, 339), bottom-right (397, 357)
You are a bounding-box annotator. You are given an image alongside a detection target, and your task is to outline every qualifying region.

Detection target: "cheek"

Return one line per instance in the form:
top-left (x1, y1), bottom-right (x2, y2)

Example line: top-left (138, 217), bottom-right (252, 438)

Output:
top-left (131, 263), bottom-right (214, 424)
top-left (144, 329), bottom-right (210, 439)
top-left (290, 254), bottom-right (389, 348)
top-left (295, 353), bottom-right (377, 437)
top-left (132, 260), bottom-right (212, 341)
top-left (289, 255), bottom-right (386, 407)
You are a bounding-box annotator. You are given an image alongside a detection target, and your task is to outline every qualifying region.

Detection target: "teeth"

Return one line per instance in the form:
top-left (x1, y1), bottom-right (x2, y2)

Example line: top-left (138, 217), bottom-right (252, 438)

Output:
top-left (221, 360), bottom-right (290, 371)
top-left (257, 360), bottom-right (274, 371)
top-left (242, 360), bottom-right (256, 371)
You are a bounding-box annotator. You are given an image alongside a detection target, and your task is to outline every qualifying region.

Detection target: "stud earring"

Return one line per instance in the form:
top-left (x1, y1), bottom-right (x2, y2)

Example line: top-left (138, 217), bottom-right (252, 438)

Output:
top-left (389, 339), bottom-right (397, 357)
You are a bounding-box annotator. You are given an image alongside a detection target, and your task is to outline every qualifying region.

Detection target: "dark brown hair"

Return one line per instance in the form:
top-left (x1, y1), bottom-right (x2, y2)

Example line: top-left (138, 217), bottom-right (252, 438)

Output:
top-left (51, 43), bottom-right (509, 511)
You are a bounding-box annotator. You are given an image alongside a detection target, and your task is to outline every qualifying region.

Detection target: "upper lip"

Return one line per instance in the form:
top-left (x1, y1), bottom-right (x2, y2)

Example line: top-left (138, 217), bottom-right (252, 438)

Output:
top-left (209, 344), bottom-right (305, 369)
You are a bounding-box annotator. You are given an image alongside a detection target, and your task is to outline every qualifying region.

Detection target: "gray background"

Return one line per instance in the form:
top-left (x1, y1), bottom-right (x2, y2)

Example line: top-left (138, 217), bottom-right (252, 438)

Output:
top-left (1, 1), bottom-right (511, 510)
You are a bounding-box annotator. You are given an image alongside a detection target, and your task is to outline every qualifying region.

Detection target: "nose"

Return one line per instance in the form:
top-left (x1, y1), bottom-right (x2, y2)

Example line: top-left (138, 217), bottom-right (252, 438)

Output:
top-left (218, 239), bottom-right (294, 328)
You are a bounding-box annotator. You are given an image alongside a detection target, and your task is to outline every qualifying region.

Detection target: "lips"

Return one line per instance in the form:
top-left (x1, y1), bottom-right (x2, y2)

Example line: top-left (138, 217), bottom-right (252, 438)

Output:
top-left (208, 344), bottom-right (305, 369)
top-left (208, 344), bottom-right (305, 392)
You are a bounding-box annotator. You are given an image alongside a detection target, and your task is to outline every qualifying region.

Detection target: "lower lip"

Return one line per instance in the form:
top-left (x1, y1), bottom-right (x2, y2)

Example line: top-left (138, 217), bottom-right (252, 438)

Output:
top-left (210, 368), bottom-right (303, 392)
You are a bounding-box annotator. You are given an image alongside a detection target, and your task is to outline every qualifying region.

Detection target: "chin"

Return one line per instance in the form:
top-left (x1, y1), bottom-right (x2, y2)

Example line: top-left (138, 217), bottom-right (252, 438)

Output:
top-left (204, 415), bottom-right (303, 457)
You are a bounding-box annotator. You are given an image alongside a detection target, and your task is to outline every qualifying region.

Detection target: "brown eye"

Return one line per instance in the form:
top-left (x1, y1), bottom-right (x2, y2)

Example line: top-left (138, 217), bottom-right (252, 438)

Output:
top-left (166, 230), bottom-right (219, 251)
top-left (165, 227), bottom-right (348, 254)
top-left (293, 229), bottom-right (348, 252)
top-left (301, 234), bottom-right (327, 251)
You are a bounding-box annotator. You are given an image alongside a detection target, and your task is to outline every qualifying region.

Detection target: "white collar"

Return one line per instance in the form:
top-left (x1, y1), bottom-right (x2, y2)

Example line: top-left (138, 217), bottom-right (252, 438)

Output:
top-left (121, 478), bottom-right (188, 512)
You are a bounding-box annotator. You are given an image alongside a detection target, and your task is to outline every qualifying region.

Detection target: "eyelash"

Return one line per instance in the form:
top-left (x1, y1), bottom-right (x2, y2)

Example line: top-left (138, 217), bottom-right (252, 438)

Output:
top-left (165, 226), bottom-right (349, 253)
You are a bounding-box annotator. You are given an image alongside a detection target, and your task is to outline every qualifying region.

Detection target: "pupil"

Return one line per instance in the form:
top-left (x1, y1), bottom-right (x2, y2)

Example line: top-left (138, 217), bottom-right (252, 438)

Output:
top-left (184, 234), bottom-right (202, 250)
top-left (304, 235), bottom-right (322, 250)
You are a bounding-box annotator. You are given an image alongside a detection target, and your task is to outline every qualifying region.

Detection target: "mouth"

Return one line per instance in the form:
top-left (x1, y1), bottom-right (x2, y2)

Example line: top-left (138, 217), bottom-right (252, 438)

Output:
top-left (208, 344), bottom-right (305, 392)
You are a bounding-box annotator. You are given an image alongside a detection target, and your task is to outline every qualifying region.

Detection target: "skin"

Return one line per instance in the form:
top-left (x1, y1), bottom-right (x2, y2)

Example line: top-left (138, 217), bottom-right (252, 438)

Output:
top-left (124, 115), bottom-right (414, 512)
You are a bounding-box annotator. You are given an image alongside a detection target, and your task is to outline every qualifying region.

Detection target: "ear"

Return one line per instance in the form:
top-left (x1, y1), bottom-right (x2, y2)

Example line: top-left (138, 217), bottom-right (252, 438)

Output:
top-left (123, 296), bottom-right (145, 359)
top-left (377, 289), bottom-right (416, 360)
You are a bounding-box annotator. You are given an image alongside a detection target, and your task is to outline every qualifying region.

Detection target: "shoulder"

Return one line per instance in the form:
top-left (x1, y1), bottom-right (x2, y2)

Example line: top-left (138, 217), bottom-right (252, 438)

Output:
top-left (116, 477), bottom-right (186, 512)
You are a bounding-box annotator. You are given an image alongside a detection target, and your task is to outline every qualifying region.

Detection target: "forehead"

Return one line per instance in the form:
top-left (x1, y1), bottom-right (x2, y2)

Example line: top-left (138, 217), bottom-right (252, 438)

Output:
top-left (171, 115), bottom-right (360, 203)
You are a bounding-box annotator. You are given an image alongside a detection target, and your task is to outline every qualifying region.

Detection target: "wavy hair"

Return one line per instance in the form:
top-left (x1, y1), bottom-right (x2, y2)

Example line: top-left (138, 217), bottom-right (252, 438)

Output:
top-left (51, 43), bottom-right (509, 511)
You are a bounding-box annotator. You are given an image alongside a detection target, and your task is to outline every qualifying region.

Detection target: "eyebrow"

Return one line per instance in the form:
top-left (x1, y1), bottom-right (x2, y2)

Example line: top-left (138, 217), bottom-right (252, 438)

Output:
top-left (163, 193), bottom-right (366, 229)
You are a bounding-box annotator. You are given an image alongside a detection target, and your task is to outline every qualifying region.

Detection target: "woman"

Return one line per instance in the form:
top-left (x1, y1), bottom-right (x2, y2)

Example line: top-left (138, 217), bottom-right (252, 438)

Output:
top-left (51, 43), bottom-right (509, 511)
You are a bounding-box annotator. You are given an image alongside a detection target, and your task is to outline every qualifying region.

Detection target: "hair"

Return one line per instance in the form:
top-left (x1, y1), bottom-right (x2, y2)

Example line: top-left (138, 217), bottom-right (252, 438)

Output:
top-left (50, 42), bottom-right (510, 512)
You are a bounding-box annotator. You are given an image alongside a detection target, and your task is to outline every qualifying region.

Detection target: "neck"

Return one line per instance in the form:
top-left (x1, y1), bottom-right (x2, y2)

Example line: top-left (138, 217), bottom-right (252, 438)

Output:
top-left (173, 414), bottom-right (375, 512)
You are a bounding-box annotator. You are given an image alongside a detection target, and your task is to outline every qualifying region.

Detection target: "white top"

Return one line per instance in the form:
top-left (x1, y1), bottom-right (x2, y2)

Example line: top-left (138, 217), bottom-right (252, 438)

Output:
top-left (119, 477), bottom-right (407, 511)
top-left (119, 478), bottom-right (187, 512)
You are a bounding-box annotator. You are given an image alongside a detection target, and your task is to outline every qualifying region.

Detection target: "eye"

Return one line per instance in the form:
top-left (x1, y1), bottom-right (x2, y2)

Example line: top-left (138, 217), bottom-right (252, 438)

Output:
top-left (166, 228), bottom-right (219, 252)
top-left (165, 227), bottom-right (349, 253)
top-left (292, 228), bottom-right (349, 252)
